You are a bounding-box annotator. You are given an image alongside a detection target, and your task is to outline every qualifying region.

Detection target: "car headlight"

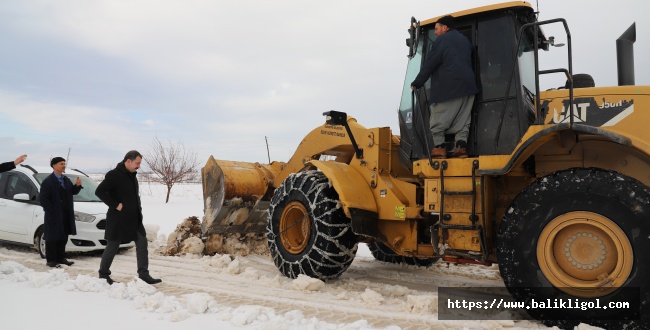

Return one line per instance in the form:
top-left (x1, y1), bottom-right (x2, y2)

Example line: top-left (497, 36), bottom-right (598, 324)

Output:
top-left (74, 211), bottom-right (96, 223)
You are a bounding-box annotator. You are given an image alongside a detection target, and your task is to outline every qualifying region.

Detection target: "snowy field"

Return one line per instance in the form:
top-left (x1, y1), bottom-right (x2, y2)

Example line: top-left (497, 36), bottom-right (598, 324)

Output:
top-left (0, 183), bottom-right (601, 330)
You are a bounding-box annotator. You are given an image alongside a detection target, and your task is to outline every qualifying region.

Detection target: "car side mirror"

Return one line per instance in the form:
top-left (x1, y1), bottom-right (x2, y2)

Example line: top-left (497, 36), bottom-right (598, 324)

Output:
top-left (13, 193), bottom-right (30, 201)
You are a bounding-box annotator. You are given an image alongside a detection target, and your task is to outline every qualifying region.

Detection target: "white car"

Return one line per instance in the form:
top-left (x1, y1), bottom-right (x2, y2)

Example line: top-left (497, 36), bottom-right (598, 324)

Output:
top-left (0, 164), bottom-right (134, 258)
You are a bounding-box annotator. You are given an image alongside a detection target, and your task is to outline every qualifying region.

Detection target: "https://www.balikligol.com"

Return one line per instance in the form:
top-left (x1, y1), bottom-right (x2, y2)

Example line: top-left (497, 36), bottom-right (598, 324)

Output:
top-left (446, 298), bottom-right (631, 311)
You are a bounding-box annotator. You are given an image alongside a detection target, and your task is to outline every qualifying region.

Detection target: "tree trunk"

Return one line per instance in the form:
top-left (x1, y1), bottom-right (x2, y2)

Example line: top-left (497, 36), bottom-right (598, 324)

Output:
top-left (165, 185), bottom-right (172, 203)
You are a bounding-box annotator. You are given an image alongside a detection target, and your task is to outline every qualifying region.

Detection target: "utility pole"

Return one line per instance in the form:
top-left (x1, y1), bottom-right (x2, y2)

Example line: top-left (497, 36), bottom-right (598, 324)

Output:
top-left (265, 136), bottom-right (271, 164)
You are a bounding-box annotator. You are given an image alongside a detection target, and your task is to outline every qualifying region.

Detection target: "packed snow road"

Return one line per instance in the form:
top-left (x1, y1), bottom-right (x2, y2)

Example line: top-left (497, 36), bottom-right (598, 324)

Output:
top-left (0, 239), bottom-right (550, 329)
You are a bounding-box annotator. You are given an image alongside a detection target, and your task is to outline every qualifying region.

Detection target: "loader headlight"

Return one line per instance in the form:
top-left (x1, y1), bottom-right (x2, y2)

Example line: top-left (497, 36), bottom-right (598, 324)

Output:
top-left (322, 110), bottom-right (347, 125)
top-left (74, 211), bottom-right (96, 223)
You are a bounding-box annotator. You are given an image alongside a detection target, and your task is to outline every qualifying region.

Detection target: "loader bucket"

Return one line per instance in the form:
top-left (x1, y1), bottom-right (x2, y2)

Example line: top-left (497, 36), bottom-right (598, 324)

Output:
top-left (201, 156), bottom-right (283, 254)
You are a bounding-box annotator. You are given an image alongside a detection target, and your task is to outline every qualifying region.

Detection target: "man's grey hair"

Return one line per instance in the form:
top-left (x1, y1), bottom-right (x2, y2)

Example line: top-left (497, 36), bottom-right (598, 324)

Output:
top-left (123, 150), bottom-right (143, 162)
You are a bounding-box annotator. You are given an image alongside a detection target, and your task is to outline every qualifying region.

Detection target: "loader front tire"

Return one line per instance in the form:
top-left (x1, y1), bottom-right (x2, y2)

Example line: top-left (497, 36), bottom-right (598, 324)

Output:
top-left (497, 169), bottom-right (649, 329)
top-left (267, 171), bottom-right (358, 280)
top-left (368, 242), bottom-right (437, 267)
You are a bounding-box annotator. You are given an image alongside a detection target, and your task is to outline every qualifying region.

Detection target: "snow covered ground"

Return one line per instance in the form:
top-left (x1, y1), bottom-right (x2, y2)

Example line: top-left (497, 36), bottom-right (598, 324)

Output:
top-left (0, 183), bottom-right (601, 329)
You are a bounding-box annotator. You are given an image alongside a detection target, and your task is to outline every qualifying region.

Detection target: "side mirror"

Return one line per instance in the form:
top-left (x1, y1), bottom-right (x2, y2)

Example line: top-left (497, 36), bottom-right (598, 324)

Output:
top-left (548, 36), bottom-right (565, 47)
top-left (13, 193), bottom-right (30, 201)
top-left (407, 17), bottom-right (420, 58)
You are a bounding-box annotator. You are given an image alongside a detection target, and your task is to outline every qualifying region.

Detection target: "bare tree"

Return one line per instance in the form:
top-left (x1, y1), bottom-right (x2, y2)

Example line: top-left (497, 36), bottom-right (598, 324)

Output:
top-left (144, 137), bottom-right (200, 203)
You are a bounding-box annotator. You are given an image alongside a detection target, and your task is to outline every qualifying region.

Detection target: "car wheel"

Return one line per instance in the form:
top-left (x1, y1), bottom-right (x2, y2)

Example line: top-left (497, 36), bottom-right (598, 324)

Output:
top-left (497, 168), bottom-right (649, 328)
top-left (34, 228), bottom-right (46, 259)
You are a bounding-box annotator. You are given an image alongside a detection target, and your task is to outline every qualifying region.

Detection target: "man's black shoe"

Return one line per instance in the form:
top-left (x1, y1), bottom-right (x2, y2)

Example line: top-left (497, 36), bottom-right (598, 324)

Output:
top-left (139, 274), bottom-right (162, 285)
top-left (57, 259), bottom-right (74, 266)
top-left (46, 262), bottom-right (60, 268)
top-left (99, 275), bottom-right (116, 285)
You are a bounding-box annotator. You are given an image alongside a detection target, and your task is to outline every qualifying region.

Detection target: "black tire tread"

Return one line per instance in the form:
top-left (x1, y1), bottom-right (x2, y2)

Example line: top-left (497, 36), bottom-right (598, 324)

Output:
top-left (367, 242), bottom-right (437, 267)
top-left (267, 171), bottom-right (358, 279)
top-left (497, 168), bottom-right (649, 329)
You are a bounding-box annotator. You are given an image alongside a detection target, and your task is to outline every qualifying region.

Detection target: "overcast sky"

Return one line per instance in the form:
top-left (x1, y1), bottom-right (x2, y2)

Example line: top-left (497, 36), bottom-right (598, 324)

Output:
top-left (1, 0), bottom-right (647, 171)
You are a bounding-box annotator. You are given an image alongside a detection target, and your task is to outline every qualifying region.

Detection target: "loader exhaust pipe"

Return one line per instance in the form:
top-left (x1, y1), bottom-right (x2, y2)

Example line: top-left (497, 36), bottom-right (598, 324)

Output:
top-left (617, 23), bottom-right (636, 86)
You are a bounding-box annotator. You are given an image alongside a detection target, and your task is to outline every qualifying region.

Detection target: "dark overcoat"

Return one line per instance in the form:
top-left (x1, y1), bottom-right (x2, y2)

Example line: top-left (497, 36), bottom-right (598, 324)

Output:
top-left (411, 28), bottom-right (478, 103)
top-left (95, 162), bottom-right (145, 242)
top-left (39, 173), bottom-right (81, 240)
top-left (0, 162), bottom-right (15, 173)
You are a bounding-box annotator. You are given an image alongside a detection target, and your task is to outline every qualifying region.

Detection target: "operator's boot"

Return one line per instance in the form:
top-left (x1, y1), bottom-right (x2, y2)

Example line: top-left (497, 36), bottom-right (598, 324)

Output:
top-left (451, 140), bottom-right (468, 158)
top-left (431, 144), bottom-right (447, 159)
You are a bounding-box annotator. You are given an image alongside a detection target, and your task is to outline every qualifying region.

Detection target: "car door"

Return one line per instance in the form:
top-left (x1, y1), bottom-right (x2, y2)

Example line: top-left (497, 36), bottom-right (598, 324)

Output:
top-left (0, 172), bottom-right (40, 244)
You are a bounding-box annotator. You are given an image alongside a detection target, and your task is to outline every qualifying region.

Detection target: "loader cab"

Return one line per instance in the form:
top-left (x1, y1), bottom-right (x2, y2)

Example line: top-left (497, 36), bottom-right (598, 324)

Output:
top-left (398, 4), bottom-right (543, 167)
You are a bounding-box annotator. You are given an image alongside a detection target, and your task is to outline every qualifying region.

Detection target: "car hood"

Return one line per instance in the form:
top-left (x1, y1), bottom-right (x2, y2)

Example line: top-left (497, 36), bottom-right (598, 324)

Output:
top-left (73, 201), bottom-right (108, 216)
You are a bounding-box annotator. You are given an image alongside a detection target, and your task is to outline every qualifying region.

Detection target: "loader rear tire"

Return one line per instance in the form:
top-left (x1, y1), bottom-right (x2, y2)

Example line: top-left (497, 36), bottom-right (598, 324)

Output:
top-left (497, 169), bottom-right (649, 329)
top-left (267, 171), bottom-right (358, 280)
top-left (368, 242), bottom-right (437, 267)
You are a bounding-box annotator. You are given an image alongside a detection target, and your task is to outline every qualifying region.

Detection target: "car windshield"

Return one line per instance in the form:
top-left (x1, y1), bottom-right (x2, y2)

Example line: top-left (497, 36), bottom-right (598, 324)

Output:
top-left (33, 173), bottom-right (102, 202)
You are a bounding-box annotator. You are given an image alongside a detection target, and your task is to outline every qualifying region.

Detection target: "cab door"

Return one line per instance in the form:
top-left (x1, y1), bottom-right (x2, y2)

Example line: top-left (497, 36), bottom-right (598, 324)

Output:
top-left (0, 172), bottom-right (41, 244)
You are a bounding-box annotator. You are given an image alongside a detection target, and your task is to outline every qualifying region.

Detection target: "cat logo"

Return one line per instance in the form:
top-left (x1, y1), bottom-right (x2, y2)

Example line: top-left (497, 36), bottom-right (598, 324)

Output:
top-left (546, 97), bottom-right (634, 127)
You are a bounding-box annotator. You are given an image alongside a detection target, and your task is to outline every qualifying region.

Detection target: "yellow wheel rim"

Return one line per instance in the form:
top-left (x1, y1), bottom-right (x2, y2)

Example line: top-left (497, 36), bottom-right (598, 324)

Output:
top-left (537, 211), bottom-right (633, 298)
top-left (279, 201), bottom-right (311, 255)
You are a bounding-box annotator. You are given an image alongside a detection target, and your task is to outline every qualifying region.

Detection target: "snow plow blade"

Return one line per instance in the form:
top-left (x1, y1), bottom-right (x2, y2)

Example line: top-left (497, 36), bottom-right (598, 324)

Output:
top-left (201, 156), bottom-right (284, 254)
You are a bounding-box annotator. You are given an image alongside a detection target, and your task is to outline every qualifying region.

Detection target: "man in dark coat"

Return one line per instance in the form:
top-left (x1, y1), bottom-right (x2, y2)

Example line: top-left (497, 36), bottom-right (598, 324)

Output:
top-left (411, 15), bottom-right (478, 159)
top-left (38, 157), bottom-right (82, 267)
top-left (0, 154), bottom-right (27, 173)
top-left (95, 150), bottom-right (161, 285)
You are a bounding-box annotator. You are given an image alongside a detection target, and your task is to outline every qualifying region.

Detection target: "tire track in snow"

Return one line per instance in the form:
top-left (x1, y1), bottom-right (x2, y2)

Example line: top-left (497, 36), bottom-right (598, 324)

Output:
top-left (0, 243), bottom-right (539, 329)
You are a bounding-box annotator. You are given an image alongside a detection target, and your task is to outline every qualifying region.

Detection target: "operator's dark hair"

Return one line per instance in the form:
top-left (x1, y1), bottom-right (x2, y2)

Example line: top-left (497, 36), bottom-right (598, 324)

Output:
top-left (123, 150), bottom-right (143, 162)
top-left (436, 15), bottom-right (455, 29)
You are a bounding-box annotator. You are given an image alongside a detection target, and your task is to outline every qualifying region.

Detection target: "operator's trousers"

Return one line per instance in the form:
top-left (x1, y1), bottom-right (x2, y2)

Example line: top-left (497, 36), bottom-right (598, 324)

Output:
top-left (429, 94), bottom-right (475, 147)
top-left (98, 231), bottom-right (150, 277)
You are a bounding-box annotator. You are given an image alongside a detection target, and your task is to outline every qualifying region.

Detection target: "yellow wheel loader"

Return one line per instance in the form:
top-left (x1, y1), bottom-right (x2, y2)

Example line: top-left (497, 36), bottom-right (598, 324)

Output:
top-left (202, 2), bottom-right (648, 327)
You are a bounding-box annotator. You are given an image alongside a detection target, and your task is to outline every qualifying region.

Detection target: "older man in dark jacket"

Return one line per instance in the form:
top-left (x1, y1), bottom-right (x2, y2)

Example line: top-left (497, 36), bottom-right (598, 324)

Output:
top-left (95, 150), bottom-right (161, 285)
top-left (39, 157), bottom-right (82, 267)
top-left (411, 15), bottom-right (478, 159)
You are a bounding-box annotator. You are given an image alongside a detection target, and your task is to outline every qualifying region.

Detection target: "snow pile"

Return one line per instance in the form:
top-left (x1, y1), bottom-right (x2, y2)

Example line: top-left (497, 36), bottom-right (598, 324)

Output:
top-left (0, 260), bottom-right (395, 329)
top-left (405, 295), bottom-right (438, 313)
top-left (205, 232), bottom-right (269, 256)
top-left (199, 254), bottom-right (267, 278)
top-left (164, 216), bottom-right (205, 256)
top-left (218, 306), bottom-right (393, 330)
top-left (144, 223), bottom-right (160, 242)
top-left (0, 260), bottom-right (34, 281)
top-left (201, 253), bottom-right (234, 268)
top-left (290, 274), bottom-right (325, 291)
top-left (360, 288), bottom-right (385, 305)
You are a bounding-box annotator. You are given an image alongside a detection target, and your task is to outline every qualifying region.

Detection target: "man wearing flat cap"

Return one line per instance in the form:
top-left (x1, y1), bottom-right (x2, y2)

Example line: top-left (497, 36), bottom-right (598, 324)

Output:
top-left (411, 15), bottom-right (478, 159)
top-left (38, 157), bottom-right (83, 267)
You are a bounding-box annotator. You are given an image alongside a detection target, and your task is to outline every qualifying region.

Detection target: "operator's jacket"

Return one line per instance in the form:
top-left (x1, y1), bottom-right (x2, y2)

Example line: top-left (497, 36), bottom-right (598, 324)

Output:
top-left (39, 173), bottom-right (81, 241)
top-left (411, 28), bottom-right (478, 103)
top-left (95, 161), bottom-right (146, 242)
